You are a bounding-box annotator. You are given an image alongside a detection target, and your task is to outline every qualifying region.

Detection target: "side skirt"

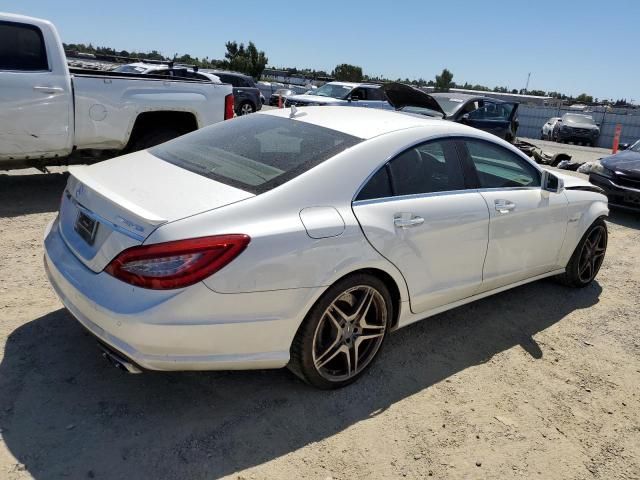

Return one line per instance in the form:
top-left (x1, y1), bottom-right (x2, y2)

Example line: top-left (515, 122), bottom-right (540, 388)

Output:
top-left (394, 268), bottom-right (566, 330)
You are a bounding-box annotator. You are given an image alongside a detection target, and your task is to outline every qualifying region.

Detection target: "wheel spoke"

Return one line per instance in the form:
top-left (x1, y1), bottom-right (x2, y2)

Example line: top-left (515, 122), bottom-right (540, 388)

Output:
top-left (353, 287), bottom-right (374, 321)
top-left (315, 341), bottom-right (346, 369)
top-left (332, 303), bottom-right (351, 322)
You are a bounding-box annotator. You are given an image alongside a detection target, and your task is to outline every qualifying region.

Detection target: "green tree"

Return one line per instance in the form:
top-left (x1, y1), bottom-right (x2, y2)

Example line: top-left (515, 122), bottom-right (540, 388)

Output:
top-left (333, 63), bottom-right (363, 82)
top-left (223, 41), bottom-right (268, 79)
top-left (434, 68), bottom-right (454, 92)
top-left (576, 93), bottom-right (593, 103)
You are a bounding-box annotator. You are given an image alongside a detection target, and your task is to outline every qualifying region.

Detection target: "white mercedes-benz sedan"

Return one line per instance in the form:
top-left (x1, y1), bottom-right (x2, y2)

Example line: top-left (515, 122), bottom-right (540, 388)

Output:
top-left (44, 106), bottom-right (609, 389)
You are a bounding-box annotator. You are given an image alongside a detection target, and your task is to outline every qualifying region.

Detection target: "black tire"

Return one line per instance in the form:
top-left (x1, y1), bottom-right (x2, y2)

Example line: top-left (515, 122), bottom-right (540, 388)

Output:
top-left (129, 127), bottom-right (184, 152)
top-left (288, 273), bottom-right (393, 389)
top-left (237, 101), bottom-right (256, 116)
top-left (557, 218), bottom-right (607, 288)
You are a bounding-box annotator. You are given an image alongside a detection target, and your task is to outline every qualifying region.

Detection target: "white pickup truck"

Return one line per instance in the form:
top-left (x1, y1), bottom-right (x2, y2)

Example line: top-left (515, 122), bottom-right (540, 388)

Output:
top-left (0, 13), bottom-right (234, 170)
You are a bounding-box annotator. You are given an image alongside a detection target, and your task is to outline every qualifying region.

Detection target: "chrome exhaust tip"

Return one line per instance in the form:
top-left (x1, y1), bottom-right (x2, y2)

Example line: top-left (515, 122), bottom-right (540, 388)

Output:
top-left (98, 344), bottom-right (143, 374)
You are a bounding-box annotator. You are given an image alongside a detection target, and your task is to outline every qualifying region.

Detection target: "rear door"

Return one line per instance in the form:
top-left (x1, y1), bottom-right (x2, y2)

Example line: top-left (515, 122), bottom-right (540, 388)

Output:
top-left (0, 19), bottom-right (72, 158)
top-left (462, 100), bottom-right (519, 141)
top-left (352, 139), bottom-right (490, 314)
top-left (458, 138), bottom-right (568, 291)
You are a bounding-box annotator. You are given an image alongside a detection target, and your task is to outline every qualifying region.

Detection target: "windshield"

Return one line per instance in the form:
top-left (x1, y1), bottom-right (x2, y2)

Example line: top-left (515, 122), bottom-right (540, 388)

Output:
top-left (311, 83), bottom-right (353, 99)
top-left (150, 115), bottom-right (361, 194)
top-left (630, 140), bottom-right (640, 152)
top-left (112, 65), bottom-right (148, 74)
top-left (400, 106), bottom-right (444, 118)
top-left (563, 114), bottom-right (595, 125)
top-left (432, 97), bottom-right (467, 116)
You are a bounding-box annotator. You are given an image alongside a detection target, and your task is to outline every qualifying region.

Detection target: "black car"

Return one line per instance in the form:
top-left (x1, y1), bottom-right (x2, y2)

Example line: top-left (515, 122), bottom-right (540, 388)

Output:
top-left (204, 70), bottom-right (262, 116)
top-left (552, 113), bottom-right (600, 146)
top-left (269, 88), bottom-right (295, 106)
top-left (589, 139), bottom-right (640, 211)
top-left (384, 82), bottom-right (519, 142)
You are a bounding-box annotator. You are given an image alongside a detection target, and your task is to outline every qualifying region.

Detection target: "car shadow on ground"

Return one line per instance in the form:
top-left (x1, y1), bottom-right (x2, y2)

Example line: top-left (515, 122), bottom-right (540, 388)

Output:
top-left (0, 279), bottom-right (602, 479)
top-left (0, 172), bottom-right (68, 218)
top-left (607, 208), bottom-right (640, 230)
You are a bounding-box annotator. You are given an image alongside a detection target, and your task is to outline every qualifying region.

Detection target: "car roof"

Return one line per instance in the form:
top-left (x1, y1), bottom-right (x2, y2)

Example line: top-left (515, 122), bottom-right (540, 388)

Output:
top-left (260, 106), bottom-right (473, 139)
top-left (327, 81), bottom-right (382, 89)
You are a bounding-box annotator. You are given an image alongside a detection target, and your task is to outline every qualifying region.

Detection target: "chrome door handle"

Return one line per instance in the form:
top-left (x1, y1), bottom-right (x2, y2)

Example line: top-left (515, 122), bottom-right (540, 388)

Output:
top-left (394, 213), bottom-right (424, 228)
top-left (494, 199), bottom-right (516, 214)
top-left (33, 86), bottom-right (64, 94)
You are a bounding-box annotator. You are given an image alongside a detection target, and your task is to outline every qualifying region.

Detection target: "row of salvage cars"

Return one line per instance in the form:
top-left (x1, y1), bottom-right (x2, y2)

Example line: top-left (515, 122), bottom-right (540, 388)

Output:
top-left (46, 81), bottom-right (615, 389)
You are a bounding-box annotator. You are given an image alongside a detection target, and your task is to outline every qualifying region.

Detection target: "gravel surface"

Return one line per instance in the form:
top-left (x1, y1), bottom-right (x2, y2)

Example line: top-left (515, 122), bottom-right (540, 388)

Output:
top-left (0, 169), bottom-right (639, 480)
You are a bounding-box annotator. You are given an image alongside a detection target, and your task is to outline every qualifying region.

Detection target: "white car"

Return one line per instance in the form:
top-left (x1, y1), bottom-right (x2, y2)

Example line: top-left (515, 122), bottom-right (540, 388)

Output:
top-left (541, 117), bottom-right (561, 140)
top-left (285, 81), bottom-right (391, 109)
top-left (44, 107), bottom-right (609, 389)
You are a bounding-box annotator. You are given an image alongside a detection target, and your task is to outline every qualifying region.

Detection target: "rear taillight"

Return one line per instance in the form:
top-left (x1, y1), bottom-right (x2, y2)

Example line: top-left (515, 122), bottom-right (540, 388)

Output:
top-left (104, 234), bottom-right (250, 290)
top-left (224, 94), bottom-right (234, 120)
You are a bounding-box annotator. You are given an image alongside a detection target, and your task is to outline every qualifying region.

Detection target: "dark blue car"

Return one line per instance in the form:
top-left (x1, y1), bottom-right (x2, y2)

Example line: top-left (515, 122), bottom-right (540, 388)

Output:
top-left (589, 140), bottom-right (640, 211)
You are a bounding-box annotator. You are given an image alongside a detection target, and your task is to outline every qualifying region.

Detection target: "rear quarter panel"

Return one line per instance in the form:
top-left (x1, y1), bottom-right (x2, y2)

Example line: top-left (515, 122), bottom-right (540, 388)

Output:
top-left (72, 75), bottom-right (232, 150)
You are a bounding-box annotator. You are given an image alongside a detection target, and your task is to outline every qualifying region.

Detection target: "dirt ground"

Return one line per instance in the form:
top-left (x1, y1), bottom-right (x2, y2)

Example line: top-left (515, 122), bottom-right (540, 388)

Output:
top-left (0, 168), bottom-right (639, 480)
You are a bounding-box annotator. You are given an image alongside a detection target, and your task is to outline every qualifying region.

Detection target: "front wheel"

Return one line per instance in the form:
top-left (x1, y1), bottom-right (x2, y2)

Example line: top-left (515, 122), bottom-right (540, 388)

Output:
top-left (557, 219), bottom-right (607, 287)
top-left (288, 274), bottom-right (392, 389)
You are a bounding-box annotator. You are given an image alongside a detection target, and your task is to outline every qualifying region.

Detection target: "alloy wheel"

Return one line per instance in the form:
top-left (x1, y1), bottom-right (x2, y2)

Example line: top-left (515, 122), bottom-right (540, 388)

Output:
top-left (312, 285), bottom-right (387, 382)
top-left (240, 103), bottom-right (254, 115)
top-left (577, 225), bottom-right (607, 283)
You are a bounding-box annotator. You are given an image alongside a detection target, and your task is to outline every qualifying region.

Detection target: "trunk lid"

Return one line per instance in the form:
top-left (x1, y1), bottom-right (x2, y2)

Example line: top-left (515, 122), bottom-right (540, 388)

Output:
top-left (59, 150), bottom-right (254, 272)
top-left (383, 82), bottom-right (446, 116)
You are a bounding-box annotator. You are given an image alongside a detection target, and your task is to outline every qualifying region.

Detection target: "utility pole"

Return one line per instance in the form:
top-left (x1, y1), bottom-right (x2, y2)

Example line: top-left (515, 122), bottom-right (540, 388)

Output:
top-left (524, 72), bottom-right (531, 94)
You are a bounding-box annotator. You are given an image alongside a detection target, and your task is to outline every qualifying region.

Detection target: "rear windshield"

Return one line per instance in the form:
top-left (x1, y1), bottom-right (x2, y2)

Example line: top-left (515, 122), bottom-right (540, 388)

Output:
top-left (150, 114), bottom-right (362, 194)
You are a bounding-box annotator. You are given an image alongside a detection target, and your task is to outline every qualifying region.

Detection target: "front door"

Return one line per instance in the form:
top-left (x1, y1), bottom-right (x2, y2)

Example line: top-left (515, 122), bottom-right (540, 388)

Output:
top-left (458, 138), bottom-right (568, 291)
top-left (462, 100), bottom-right (519, 141)
top-left (352, 139), bottom-right (490, 314)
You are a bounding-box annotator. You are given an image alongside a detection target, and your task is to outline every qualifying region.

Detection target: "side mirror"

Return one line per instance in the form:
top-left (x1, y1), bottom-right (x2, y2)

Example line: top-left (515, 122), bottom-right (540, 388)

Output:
top-left (618, 143), bottom-right (630, 151)
top-left (461, 113), bottom-right (470, 122)
top-left (542, 170), bottom-right (564, 193)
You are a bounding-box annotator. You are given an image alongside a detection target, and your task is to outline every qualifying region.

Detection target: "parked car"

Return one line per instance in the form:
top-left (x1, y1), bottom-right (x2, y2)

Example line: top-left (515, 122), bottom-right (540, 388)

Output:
top-left (384, 83), bottom-right (519, 142)
top-left (541, 117), bottom-right (561, 140)
top-left (203, 70), bottom-right (262, 116)
top-left (285, 82), bottom-right (391, 109)
top-left (269, 88), bottom-right (296, 106)
top-left (44, 106), bottom-right (609, 389)
top-left (0, 13), bottom-right (234, 171)
top-left (589, 139), bottom-right (640, 210)
top-left (112, 62), bottom-right (222, 83)
top-left (552, 113), bottom-right (600, 146)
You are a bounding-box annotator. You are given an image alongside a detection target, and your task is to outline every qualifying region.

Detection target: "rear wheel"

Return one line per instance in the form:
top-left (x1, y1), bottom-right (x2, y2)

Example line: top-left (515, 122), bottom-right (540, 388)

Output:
top-left (557, 219), bottom-right (607, 287)
top-left (129, 127), bottom-right (184, 152)
top-left (238, 101), bottom-right (255, 116)
top-left (288, 274), bottom-right (392, 389)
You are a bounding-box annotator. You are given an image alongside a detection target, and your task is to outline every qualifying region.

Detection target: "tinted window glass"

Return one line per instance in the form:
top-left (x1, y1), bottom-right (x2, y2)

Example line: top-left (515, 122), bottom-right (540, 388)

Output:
top-left (0, 21), bottom-right (48, 71)
top-left (388, 140), bottom-right (464, 196)
top-left (151, 115), bottom-right (361, 194)
top-left (218, 74), bottom-right (240, 87)
top-left (365, 88), bottom-right (385, 101)
top-left (467, 101), bottom-right (514, 120)
top-left (356, 166), bottom-right (392, 201)
top-left (464, 139), bottom-right (540, 188)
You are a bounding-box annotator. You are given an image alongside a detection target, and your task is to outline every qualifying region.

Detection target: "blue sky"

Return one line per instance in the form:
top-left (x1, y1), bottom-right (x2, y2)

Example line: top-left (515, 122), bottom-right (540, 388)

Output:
top-left (5, 0), bottom-right (638, 101)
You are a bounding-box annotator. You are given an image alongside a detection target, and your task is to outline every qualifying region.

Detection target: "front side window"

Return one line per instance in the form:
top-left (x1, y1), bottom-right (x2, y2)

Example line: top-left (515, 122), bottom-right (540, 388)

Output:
top-left (464, 139), bottom-right (540, 188)
top-left (356, 139), bottom-right (464, 201)
top-left (0, 21), bottom-right (48, 71)
top-left (151, 115), bottom-right (361, 194)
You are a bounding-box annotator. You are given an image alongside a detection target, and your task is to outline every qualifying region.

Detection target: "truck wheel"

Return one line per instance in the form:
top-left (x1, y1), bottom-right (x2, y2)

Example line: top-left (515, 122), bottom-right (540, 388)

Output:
top-left (238, 101), bottom-right (255, 116)
top-left (129, 128), bottom-right (183, 152)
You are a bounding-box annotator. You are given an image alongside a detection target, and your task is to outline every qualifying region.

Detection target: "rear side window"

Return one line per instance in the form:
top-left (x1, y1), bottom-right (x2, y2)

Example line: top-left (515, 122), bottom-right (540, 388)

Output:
top-left (463, 139), bottom-right (540, 188)
top-left (356, 139), bottom-right (464, 200)
top-left (0, 21), bottom-right (48, 71)
top-left (150, 115), bottom-right (361, 194)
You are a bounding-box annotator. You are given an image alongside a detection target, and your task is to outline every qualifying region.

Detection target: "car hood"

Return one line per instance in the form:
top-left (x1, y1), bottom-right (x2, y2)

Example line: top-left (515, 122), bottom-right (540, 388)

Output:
top-left (601, 150), bottom-right (640, 176)
top-left (383, 82), bottom-right (446, 116)
top-left (286, 94), bottom-right (344, 105)
top-left (563, 119), bottom-right (599, 130)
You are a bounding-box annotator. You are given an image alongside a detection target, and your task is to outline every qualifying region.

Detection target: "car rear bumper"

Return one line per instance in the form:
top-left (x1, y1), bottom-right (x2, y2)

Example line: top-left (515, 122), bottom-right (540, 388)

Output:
top-left (43, 217), bottom-right (317, 371)
top-left (589, 174), bottom-right (640, 211)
